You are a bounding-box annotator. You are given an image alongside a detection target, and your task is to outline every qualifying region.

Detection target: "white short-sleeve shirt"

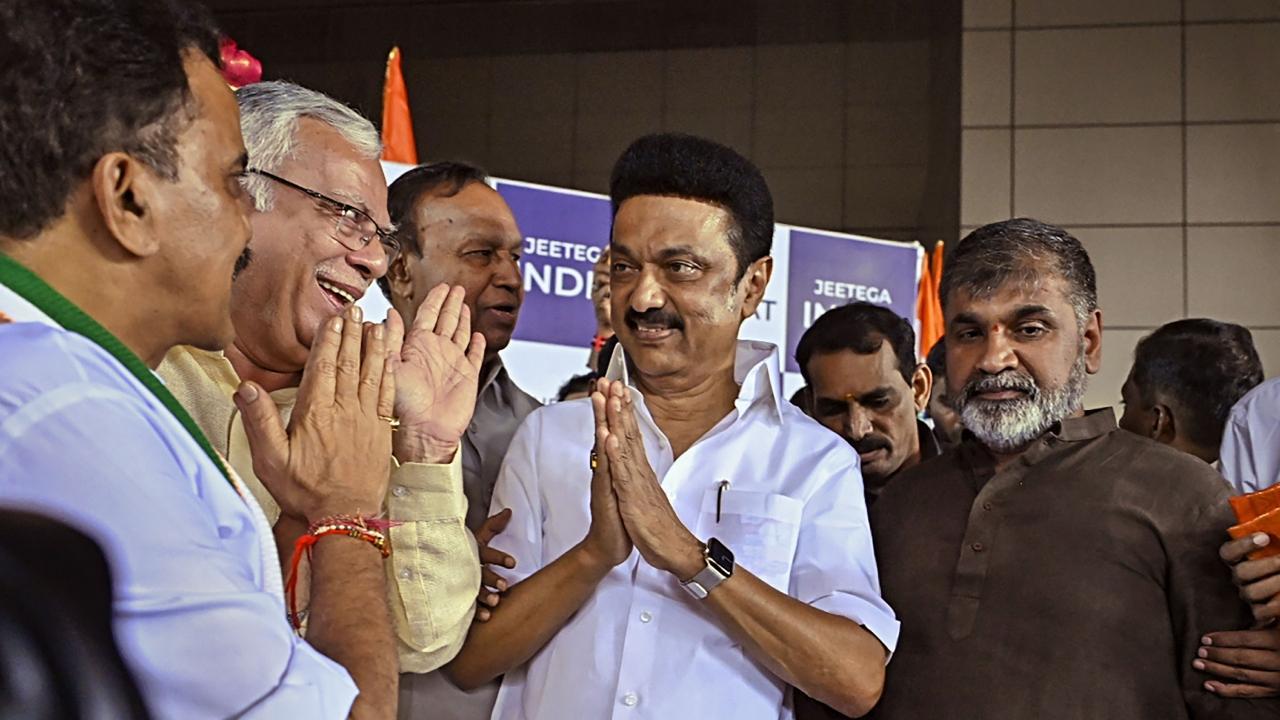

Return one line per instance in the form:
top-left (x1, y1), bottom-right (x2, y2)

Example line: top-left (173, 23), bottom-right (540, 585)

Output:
top-left (1220, 377), bottom-right (1280, 494)
top-left (487, 340), bottom-right (899, 720)
top-left (0, 285), bottom-right (357, 719)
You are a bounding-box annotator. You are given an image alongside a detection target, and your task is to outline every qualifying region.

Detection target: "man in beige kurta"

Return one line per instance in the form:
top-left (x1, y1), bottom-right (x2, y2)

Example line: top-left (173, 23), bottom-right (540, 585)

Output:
top-left (160, 341), bottom-right (480, 673)
top-left (154, 79), bottom-right (486, 678)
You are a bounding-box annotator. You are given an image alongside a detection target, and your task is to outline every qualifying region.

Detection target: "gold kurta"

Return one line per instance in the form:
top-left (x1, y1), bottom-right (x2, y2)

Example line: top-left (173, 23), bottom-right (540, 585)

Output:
top-left (158, 345), bottom-right (479, 673)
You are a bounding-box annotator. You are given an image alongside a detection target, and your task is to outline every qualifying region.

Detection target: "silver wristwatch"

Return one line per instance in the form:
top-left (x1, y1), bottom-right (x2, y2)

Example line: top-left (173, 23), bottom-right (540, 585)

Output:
top-left (681, 538), bottom-right (735, 600)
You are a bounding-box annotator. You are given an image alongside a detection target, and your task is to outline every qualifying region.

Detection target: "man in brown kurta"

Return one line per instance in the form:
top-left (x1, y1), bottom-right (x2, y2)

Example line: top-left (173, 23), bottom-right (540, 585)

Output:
top-left (869, 218), bottom-right (1277, 719)
top-left (872, 411), bottom-right (1271, 718)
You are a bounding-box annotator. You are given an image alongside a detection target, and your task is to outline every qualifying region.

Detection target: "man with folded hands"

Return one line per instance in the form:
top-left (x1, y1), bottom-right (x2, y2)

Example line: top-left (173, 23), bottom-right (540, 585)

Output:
top-left (446, 133), bottom-right (899, 719)
top-left (156, 81), bottom-right (484, 679)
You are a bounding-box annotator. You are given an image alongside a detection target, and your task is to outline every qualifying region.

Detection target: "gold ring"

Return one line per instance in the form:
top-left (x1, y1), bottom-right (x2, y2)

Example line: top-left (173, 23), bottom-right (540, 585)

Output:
top-left (590, 449), bottom-right (599, 470)
top-left (379, 415), bottom-right (401, 428)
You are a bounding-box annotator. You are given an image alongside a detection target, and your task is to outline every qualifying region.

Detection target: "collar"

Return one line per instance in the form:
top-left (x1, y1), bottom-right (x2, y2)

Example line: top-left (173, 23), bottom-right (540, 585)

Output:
top-left (917, 418), bottom-right (943, 462)
top-left (957, 406), bottom-right (1117, 474)
top-left (1053, 407), bottom-right (1117, 441)
top-left (0, 282), bottom-right (59, 327)
top-left (959, 406), bottom-right (1117, 446)
top-left (478, 355), bottom-right (508, 396)
top-left (0, 252), bottom-right (233, 488)
top-left (605, 339), bottom-right (786, 423)
top-left (163, 345), bottom-right (299, 404)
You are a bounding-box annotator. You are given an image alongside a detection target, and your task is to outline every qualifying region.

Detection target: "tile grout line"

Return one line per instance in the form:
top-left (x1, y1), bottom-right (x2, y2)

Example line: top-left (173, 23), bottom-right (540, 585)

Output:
top-left (964, 119), bottom-right (1280, 130)
top-left (1008, 0), bottom-right (1017, 217)
top-left (1181, 0), bottom-right (1190, 318)
top-left (841, 39), bottom-right (850, 232)
top-left (963, 17), bottom-right (1280, 32)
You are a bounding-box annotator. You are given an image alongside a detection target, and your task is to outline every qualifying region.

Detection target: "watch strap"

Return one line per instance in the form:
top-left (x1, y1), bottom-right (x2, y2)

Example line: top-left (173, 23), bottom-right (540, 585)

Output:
top-left (681, 542), bottom-right (731, 599)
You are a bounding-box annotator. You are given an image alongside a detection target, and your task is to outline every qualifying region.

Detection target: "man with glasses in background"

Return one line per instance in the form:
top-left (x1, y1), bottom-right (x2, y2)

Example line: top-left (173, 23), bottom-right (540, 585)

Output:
top-left (158, 80), bottom-right (485, 675)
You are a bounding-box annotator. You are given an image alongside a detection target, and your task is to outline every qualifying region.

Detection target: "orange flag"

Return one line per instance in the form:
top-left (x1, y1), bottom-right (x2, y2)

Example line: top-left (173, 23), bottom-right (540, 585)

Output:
top-left (916, 241), bottom-right (945, 358)
top-left (381, 46), bottom-right (418, 164)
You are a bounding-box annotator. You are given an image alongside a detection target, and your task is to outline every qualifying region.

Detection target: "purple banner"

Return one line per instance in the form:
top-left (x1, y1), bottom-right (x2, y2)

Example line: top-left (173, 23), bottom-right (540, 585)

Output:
top-left (496, 181), bottom-right (612, 348)
top-left (785, 229), bottom-right (920, 373)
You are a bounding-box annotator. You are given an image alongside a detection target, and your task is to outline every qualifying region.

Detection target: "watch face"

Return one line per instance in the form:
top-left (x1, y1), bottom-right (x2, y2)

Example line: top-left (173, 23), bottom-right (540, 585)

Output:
top-left (706, 537), bottom-right (734, 575)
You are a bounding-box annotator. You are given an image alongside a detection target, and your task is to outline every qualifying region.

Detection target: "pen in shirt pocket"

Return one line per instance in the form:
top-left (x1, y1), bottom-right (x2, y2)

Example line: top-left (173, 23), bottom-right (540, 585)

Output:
top-left (716, 480), bottom-right (730, 523)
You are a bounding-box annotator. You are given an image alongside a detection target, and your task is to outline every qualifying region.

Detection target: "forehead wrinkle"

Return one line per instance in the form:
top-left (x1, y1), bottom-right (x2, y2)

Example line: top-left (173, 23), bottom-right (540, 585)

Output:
top-left (462, 231), bottom-right (523, 249)
top-left (420, 206), bottom-right (519, 248)
top-left (949, 274), bottom-right (1070, 320)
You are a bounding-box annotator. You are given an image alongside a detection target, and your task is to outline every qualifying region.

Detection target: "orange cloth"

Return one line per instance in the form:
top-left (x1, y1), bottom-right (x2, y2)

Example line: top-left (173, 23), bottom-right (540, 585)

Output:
top-left (916, 241), bottom-right (945, 358)
top-left (381, 46), bottom-right (418, 164)
top-left (1229, 485), bottom-right (1280, 559)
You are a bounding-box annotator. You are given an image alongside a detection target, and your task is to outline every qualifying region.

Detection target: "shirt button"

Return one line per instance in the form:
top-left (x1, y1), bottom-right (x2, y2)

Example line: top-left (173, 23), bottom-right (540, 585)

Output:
top-left (639, 610), bottom-right (653, 623)
top-left (398, 567), bottom-right (413, 579)
top-left (982, 501), bottom-right (992, 511)
top-left (971, 542), bottom-right (985, 553)
top-left (392, 485), bottom-right (409, 498)
top-left (621, 692), bottom-right (638, 707)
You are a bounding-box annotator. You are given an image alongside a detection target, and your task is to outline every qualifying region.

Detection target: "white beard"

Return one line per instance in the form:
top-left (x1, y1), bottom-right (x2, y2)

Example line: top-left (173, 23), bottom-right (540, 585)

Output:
top-left (954, 351), bottom-right (1088, 453)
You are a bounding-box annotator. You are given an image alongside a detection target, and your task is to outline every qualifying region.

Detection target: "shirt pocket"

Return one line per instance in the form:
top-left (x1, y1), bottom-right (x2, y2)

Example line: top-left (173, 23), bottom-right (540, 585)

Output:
top-left (695, 488), bottom-right (803, 593)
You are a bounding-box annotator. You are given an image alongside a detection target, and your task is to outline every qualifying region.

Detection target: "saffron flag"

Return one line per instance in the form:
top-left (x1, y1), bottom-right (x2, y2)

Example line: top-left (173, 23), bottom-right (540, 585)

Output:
top-left (381, 46), bottom-right (418, 164)
top-left (917, 241), bottom-right (945, 358)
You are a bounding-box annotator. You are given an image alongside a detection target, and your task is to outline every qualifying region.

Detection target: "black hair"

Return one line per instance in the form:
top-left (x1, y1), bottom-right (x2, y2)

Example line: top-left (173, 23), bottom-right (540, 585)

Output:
top-left (789, 385), bottom-right (812, 410)
top-left (0, 0), bottom-right (221, 239)
top-left (609, 133), bottom-right (773, 281)
top-left (925, 337), bottom-right (947, 381)
top-left (940, 218), bottom-right (1098, 325)
top-left (1130, 318), bottom-right (1264, 449)
top-left (378, 160), bottom-right (491, 299)
top-left (795, 302), bottom-right (918, 386)
top-left (556, 372), bottom-right (598, 402)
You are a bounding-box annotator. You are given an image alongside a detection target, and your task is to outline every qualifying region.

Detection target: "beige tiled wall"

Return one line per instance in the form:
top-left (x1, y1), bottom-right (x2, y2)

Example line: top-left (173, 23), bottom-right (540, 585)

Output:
top-left (962, 0), bottom-right (1280, 411)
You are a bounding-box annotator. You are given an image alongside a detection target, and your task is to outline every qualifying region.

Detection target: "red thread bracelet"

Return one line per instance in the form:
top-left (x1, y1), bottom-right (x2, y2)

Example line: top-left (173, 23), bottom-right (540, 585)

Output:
top-left (284, 515), bottom-right (397, 632)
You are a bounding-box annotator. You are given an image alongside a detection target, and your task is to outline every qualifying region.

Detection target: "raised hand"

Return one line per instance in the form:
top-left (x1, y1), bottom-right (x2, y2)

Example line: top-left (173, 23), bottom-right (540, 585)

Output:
top-left (235, 305), bottom-right (395, 522)
top-left (600, 380), bottom-right (703, 581)
top-left (579, 379), bottom-right (633, 570)
top-left (385, 284), bottom-right (486, 465)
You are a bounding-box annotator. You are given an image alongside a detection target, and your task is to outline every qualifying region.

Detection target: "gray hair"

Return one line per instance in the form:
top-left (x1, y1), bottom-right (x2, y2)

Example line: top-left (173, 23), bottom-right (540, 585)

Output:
top-left (235, 81), bottom-right (382, 211)
top-left (939, 218), bottom-right (1098, 327)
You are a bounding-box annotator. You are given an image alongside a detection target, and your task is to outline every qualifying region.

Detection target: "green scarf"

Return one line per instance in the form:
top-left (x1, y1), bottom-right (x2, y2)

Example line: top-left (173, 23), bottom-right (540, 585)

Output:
top-left (0, 253), bottom-right (233, 488)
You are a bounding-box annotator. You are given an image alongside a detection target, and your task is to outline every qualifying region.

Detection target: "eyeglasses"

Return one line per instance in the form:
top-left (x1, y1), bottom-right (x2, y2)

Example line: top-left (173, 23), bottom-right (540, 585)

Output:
top-left (247, 168), bottom-right (401, 264)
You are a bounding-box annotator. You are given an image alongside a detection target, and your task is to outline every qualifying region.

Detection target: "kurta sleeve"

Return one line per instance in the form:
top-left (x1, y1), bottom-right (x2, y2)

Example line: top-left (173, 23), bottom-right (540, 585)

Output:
top-left (385, 451), bottom-right (481, 674)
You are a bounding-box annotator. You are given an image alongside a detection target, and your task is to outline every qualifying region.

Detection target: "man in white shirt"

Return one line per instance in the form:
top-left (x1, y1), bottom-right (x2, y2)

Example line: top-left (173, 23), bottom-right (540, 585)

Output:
top-left (1220, 377), bottom-right (1280, 494)
top-left (446, 133), bottom-right (898, 719)
top-left (0, 1), bottom-right (407, 716)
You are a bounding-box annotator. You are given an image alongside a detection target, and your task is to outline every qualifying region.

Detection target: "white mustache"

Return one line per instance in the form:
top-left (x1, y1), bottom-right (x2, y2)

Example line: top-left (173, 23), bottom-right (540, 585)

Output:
top-left (962, 371), bottom-right (1037, 401)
